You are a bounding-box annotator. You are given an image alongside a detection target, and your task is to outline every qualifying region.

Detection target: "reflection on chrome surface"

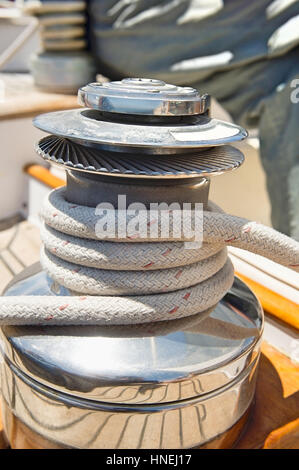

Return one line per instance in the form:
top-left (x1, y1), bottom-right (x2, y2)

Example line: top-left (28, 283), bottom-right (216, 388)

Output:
top-left (1, 357), bottom-right (257, 449)
top-left (0, 273), bottom-right (262, 448)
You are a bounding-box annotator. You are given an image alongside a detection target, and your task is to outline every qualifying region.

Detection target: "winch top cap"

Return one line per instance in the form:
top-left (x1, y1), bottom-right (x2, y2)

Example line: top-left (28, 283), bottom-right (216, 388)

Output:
top-left (34, 77), bottom-right (247, 153)
top-left (78, 78), bottom-right (210, 116)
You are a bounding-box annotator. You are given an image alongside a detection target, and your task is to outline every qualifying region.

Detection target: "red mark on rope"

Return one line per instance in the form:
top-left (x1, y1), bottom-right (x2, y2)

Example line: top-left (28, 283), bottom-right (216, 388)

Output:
top-left (127, 234), bottom-right (139, 240)
top-left (59, 304), bottom-right (69, 311)
top-left (183, 292), bottom-right (191, 301)
top-left (45, 315), bottom-right (53, 321)
top-left (79, 296), bottom-right (87, 301)
top-left (169, 306), bottom-right (179, 314)
top-left (63, 241), bottom-right (70, 246)
top-left (243, 226), bottom-right (252, 234)
top-left (52, 248), bottom-right (57, 253)
top-left (52, 213), bottom-right (58, 217)
top-left (162, 248), bottom-right (172, 256)
top-left (175, 270), bottom-right (183, 279)
top-left (143, 262), bottom-right (154, 268)
top-left (225, 236), bottom-right (237, 243)
top-left (147, 219), bottom-right (157, 227)
top-left (72, 268), bottom-right (80, 274)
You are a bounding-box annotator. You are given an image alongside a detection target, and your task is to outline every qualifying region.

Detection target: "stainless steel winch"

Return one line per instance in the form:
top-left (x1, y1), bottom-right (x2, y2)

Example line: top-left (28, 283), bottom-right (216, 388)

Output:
top-left (0, 78), bottom-right (263, 449)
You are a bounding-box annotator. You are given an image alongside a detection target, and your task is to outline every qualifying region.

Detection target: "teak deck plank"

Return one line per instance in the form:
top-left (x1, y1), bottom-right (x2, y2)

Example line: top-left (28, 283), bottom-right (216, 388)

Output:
top-left (236, 341), bottom-right (299, 449)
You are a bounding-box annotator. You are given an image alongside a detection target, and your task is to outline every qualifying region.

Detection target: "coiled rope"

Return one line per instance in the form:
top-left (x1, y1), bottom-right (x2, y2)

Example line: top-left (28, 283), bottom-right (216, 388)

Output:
top-left (0, 187), bottom-right (298, 326)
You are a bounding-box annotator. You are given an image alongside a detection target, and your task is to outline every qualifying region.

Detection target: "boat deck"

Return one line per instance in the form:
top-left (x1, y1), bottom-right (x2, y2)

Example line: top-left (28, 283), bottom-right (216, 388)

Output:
top-left (0, 220), bottom-right (40, 295)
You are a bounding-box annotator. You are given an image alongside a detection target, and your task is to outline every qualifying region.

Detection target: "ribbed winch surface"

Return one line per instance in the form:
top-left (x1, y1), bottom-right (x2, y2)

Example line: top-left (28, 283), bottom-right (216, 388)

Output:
top-left (36, 135), bottom-right (244, 178)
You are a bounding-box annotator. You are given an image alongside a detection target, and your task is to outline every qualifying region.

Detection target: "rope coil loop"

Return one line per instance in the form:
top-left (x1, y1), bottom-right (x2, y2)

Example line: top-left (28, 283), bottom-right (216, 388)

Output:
top-left (0, 187), bottom-right (298, 325)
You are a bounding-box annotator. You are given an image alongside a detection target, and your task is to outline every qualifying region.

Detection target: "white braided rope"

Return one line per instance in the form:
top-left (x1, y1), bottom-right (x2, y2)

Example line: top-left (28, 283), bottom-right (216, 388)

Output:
top-left (40, 246), bottom-right (228, 295)
top-left (0, 187), bottom-right (298, 326)
top-left (40, 224), bottom-right (223, 270)
top-left (0, 262), bottom-right (234, 325)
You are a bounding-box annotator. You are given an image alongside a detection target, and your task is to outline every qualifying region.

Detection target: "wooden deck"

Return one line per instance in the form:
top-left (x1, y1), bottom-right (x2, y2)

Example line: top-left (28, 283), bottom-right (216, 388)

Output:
top-left (0, 220), bottom-right (41, 295)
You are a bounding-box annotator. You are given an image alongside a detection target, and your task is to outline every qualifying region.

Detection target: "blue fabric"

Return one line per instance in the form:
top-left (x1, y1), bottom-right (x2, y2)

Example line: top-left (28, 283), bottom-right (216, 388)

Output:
top-left (88, 0), bottom-right (299, 236)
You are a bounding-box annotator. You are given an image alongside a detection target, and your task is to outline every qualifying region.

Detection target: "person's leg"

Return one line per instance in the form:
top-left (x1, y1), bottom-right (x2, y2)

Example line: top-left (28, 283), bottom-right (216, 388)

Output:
top-left (258, 76), bottom-right (299, 238)
top-left (194, 51), bottom-right (299, 237)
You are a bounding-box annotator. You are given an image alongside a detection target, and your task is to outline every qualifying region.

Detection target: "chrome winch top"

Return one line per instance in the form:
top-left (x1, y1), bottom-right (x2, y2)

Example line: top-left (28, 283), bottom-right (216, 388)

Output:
top-left (78, 78), bottom-right (210, 116)
top-left (34, 77), bottom-right (247, 176)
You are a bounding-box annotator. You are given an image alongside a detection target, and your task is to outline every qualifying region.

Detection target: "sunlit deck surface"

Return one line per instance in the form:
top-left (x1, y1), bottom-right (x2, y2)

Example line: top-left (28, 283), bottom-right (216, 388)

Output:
top-left (0, 219), bottom-right (40, 295)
